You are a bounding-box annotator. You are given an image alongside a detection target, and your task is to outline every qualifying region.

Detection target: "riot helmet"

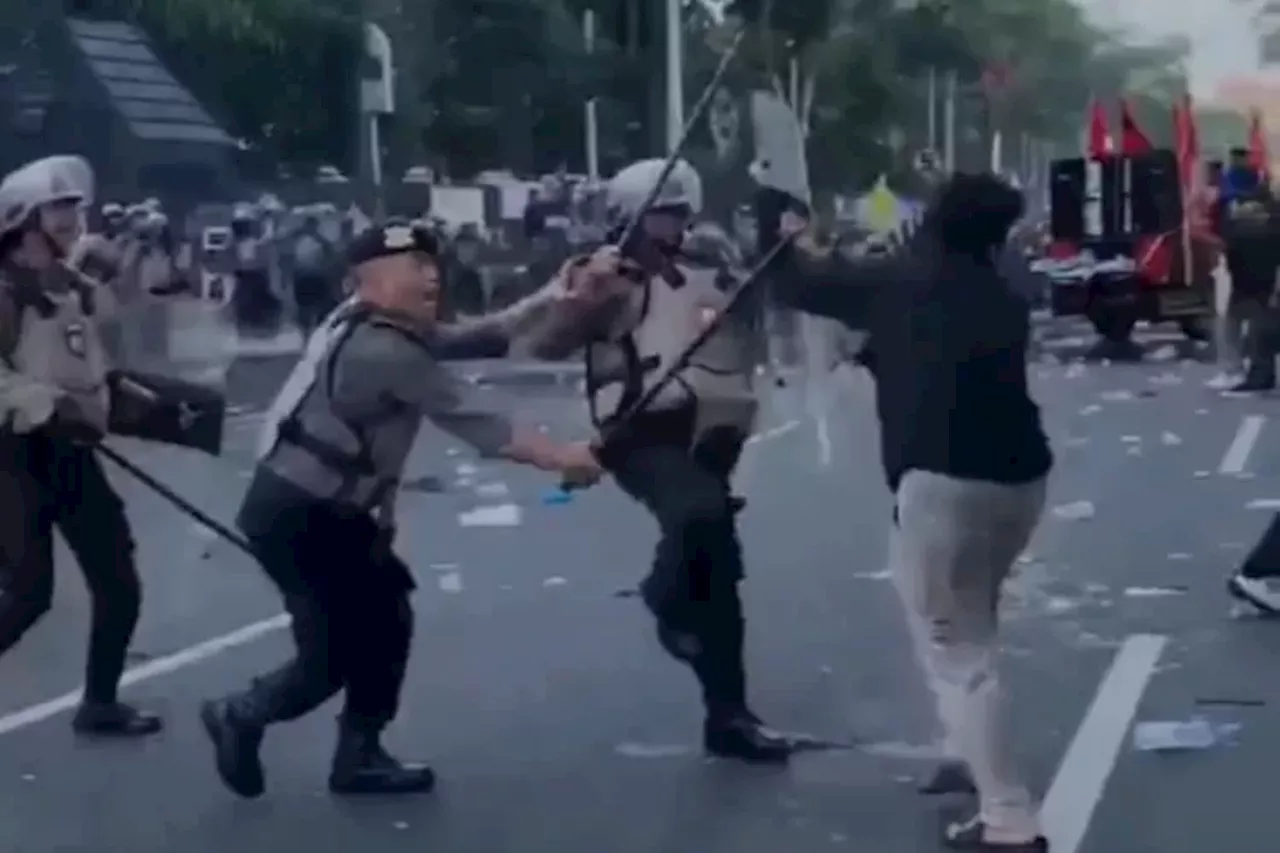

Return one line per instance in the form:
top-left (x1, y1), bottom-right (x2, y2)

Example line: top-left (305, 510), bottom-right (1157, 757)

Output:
top-left (606, 158), bottom-right (703, 255)
top-left (0, 155), bottom-right (94, 263)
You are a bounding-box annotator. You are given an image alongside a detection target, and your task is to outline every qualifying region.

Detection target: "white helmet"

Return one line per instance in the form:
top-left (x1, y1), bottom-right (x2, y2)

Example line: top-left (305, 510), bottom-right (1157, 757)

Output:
top-left (605, 158), bottom-right (703, 225)
top-left (0, 155), bottom-right (94, 238)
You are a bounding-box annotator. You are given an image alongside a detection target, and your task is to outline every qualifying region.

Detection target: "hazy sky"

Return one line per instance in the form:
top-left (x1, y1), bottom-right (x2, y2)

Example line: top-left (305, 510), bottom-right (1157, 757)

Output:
top-left (1079, 0), bottom-right (1260, 95)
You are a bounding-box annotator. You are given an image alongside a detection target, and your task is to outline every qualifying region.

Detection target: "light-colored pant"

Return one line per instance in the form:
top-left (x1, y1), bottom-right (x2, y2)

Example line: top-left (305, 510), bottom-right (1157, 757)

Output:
top-left (891, 470), bottom-right (1046, 835)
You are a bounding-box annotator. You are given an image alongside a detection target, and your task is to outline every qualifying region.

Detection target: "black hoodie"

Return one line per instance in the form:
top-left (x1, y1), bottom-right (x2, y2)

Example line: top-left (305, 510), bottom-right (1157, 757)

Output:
top-left (773, 238), bottom-right (1052, 492)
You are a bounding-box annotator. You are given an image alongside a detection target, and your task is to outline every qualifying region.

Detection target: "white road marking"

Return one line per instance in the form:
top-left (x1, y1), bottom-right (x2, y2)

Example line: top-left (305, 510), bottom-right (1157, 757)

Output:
top-left (0, 614), bottom-right (291, 737)
top-left (1219, 415), bottom-right (1265, 475)
top-left (1040, 633), bottom-right (1167, 853)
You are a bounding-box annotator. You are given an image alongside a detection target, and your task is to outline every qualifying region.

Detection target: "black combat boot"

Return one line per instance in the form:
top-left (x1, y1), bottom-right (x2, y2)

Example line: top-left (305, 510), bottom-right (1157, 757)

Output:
top-left (200, 699), bottom-right (267, 799)
top-left (72, 701), bottom-right (162, 738)
top-left (328, 722), bottom-right (436, 795)
top-left (703, 708), bottom-right (793, 764)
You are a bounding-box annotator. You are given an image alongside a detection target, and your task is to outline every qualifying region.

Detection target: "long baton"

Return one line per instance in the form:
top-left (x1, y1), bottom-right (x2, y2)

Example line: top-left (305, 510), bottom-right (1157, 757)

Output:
top-left (96, 443), bottom-right (256, 557)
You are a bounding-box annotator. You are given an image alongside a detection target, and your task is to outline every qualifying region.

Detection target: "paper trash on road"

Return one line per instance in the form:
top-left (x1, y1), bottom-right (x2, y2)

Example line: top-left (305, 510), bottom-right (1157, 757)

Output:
top-left (1052, 500), bottom-right (1096, 521)
top-left (458, 504), bottom-right (522, 527)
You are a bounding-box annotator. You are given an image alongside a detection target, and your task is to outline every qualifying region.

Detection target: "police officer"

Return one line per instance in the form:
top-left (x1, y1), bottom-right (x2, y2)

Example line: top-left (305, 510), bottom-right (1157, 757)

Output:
top-left (525, 158), bottom-right (794, 763)
top-left (0, 156), bottom-right (162, 737)
top-left (200, 219), bottom-right (602, 799)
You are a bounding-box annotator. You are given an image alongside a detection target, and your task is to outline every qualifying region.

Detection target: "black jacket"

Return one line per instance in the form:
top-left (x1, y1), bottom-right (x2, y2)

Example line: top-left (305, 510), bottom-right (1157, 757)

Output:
top-left (774, 241), bottom-right (1052, 491)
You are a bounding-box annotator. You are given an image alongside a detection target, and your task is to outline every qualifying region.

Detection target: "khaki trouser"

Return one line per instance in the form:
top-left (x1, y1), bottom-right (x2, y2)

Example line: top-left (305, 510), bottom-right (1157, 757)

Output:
top-left (891, 470), bottom-right (1046, 835)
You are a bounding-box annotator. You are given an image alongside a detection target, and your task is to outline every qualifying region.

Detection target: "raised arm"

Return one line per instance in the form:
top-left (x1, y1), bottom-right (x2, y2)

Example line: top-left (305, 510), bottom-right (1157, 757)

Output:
top-left (514, 247), bottom-right (631, 360)
top-left (769, 215), bottom-right (885, 329)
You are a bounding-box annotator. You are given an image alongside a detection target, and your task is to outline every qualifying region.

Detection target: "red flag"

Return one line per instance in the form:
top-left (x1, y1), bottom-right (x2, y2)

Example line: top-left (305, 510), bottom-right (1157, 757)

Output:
top-left (1119, 99), bottom-right (1152, 154)
top-left (1087, 98), bottom-right (1112, 157)
top-left (1249, 108), bottom-right (1270, 182)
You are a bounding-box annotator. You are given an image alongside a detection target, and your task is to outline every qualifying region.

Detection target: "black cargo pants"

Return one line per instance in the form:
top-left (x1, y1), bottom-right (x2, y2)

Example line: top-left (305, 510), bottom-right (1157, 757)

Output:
top-left (606, 407), bottom-right (749, 717)
top-left (230, 479), bottom-right (414, 732)
top-left (0, 434), bottom-right (141, 704)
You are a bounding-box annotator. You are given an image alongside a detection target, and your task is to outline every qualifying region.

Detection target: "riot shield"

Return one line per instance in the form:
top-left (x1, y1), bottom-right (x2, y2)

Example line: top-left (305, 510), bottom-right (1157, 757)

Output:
top-left (104, 291), bottom-right (236, 456)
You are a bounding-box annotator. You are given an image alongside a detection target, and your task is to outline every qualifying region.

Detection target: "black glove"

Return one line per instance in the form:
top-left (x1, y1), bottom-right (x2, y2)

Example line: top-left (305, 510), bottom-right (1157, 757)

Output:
top-left (45, 397), bottom-right (104, 445)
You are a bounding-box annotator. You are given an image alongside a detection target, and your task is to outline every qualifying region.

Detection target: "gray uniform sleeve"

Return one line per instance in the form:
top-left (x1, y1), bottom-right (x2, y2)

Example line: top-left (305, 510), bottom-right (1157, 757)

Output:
top-left (331, 326), bottom-right (514, 457)
top-left (0, 284), bottom-right (61, 432)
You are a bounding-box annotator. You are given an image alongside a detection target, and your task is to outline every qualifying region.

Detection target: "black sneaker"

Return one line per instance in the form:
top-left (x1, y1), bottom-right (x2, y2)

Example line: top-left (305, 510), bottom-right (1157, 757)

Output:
top-left (1228, 574), bottom-right (1280, 615)
top-left (71, 702), bottom-right (162, 738)
top-left (200, 700), bottom-right (266, 799)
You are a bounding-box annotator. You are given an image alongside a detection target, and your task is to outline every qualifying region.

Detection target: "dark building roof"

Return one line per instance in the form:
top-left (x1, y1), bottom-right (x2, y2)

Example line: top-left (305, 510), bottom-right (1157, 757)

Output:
top-left (66, 17), bottom-right (234, 146)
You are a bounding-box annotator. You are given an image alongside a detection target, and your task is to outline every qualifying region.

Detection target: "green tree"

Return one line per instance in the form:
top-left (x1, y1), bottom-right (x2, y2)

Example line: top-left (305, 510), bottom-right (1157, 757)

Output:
top-left (123, 0), bottom-right (362, 171)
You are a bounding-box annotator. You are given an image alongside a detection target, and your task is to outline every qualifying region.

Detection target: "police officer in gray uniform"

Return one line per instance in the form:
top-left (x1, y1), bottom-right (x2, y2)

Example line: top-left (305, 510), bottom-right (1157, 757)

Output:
top-left (0, 156), bottom-right (163, 737)
top-left (200, 220), bottom-right (602, 799)
top-left (526, 159), bottom-right (794, 763)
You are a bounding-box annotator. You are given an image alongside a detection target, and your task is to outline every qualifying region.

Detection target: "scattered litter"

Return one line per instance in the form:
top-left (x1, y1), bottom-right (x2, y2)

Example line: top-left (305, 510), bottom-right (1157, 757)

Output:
top-left (400, 475), bottom-right (445, 493)
top-left (1100, 390), bottom-right (1136, 402)
top-left (1160, 431), bottom-right (1182, 446)
top-left (474, 482), bottom-right (510, 498)
top-left (1195, 697), bottom-right (1266, 708)
top-left (445, 447), bottom-right (460, 457)
top-left (1079, 404), bottom-right (1103, 415)
top-left (1044, 597), bottom-right (1079, 614)
top-left (1196, 408), bottom-right (1209, 415)
top-left (829, 833), bottom-right (849, 843)
top-left (430, 562), bottom-right (459, 571)
top-left (1065, 364), bottom-right (1086, 379)
top-left (1132, 718), bottom-right (1241, 752)
top-left (454, 478), bottom-right (474, 488)
top-left (854, 569), bottom-right (891, 581)
top-left (1148, 372), bottom-right (1183, 386)
top-left (541, 489), bottom-right (573, 505)
top-left (1149, 344), bottom-right (1178, 363)
top-left (1246, 499), bottom-right (1280, 510)
top-left (1052, 500), bottom-right (1095, 521)
top-left (1127, 446), bottom-right (1143, 456)
top-left (455, 463), bottom-right (478, 476)
top-left (21, 773), bottom-right (34, 781)
top-left (615, 742), bottom-right (696, 758)
top-left (436, 572), bottom-right (463, 593)
top-left (1167, 553), bottom-right (1192, 561)
top-left (1121, 435), bottom-right (1142, 443)
top-left (543, 576), bottom-right (568, 587)
top-left (1123, 585), bottom-right (1187, 598)
top-left (1016, 553), bottom-right (1038, 565)
top-left (1193, 470), bottom-right (1211, 478)
top-left (860, 740), bottom-right (944, 760)
top-left (457, 504), bottom-right (522, 527)
top-left (392, 821), bottom-right (410, 831)
top-left (1236, 472), bottom-right (1258, 480)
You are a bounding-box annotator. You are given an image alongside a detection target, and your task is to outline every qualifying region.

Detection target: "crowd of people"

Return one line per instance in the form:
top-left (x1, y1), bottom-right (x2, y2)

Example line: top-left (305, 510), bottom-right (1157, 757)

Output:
top-left (20, 132), bottom-right (1280, 853)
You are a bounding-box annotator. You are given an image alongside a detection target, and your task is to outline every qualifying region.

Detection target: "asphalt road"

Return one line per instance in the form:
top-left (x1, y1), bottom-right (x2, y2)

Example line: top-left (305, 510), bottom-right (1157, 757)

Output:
top-left (2, 328), bottom-right (1279, 853)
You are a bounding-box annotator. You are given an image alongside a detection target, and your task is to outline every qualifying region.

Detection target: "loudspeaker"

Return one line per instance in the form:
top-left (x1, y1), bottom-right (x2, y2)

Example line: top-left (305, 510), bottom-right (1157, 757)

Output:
top-left (1128, 150), bottom-right (1182, 234)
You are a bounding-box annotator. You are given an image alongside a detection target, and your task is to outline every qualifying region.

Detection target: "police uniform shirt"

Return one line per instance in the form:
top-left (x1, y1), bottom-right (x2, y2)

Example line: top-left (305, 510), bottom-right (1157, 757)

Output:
top-left (262, 309), bottom-right (515, 513)
top-left (259, 222), bottom-right (516, 515)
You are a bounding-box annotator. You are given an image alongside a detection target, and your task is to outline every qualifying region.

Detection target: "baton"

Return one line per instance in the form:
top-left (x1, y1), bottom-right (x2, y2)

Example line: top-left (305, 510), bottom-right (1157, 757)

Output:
top-left (96, 442), bottom-right (256, 557)
top-left (548, 235), bottom-right (793, 501)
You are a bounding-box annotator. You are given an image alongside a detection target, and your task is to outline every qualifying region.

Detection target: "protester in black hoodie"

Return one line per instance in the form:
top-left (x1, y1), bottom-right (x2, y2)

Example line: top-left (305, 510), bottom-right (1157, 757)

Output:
top-left (772, 173), bottom-right (1051, 853)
